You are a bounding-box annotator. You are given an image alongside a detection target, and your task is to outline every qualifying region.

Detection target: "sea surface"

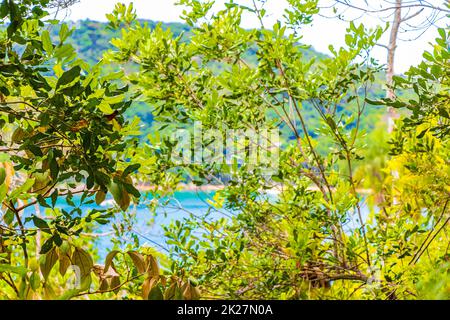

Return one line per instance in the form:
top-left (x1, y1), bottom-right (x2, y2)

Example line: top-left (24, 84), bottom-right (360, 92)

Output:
top-left (21, 190), bottom-right (371, 261)
top-left (23, 191), bottom-right (222, 260)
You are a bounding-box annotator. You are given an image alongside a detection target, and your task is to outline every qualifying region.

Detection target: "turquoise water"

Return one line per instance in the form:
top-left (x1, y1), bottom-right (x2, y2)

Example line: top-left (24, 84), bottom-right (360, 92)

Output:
top-left (23, 191), bottom-right (225, 260)
top-left (21, 190), bottom-right (371, 261)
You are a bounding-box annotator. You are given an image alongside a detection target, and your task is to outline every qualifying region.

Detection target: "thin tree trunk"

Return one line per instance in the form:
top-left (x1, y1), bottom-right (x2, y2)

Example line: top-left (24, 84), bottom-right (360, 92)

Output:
top-left (386, 0), bottom-right (402, 133)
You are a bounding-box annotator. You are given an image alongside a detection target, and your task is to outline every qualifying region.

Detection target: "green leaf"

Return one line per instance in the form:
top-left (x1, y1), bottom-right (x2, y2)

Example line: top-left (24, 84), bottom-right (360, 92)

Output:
top-left (40, 237), bottom-right (54, 255)
top-left (41, 30), bottom-right (53, 54)
top-left (122, 164), bottom-right (141, 178)
top-left (33, 215), bottom-right (52, 234)
top-left (49, 158), bottom-right (59, 180)
top-left (59, 23), bottom-right (71, 43)
top-left (97, 101), bottom-right (114, 114)
top-left (365, 98), bottom-right (385, 106)
top-left (95, 190), bottom-right (106, 205)
top-left (30, 271), bottom-right (40, 291)
top-left (423, 51), bottom-right (434, 62)
top-left (59, 254), bottom-right (71, 276)
top-left (53, 233), bottom-right (63, 246)
top-left (147, 285), bottom-right (164, 300)
top-left (72, 248), bottom-right (93, 278)
top-left (393, 75), bottom-right (408, 85)
top-left (6, 0), bottom-right (21, 37)
top-left (11, 127), bottom-right (26, 143)
top-left (123, 183), bottom-right (141, 198)
top-left (56, 66), bottom-right (81, 89)
top-left (58, 289), bottom-right (83, 300)
top-left (40, 247), bottom-right (58, 280)
top-left (0, 184), bottom-right (6, 204)
top-left (9, 178), bottom-right (35, 200)
top-left (438, 107), bottom-right (449, 119)
top-left (143, 277), bottom-right (158, 299)
top-left (50, 189), bottom-right (58, 208)
top-left (0, 167), bottom-right (5, 185)
top-left (0, 264), bottom-right (27, 276)
top-left (79, 274), bottom-right (92, 291)
top-left (416, 128), bottom-right (429, 139)
top-left (0, 153), bottom-right (9, 162)
top-left (0, 0), bottom-right (8, 19)
top-left (3, 209), bottom-right (14, 225)
top-left (345, 34), bottom-right (353, 46)
top-left (28, 145), bottom-right (43, 157)
top-left (54, 43), bottom-right (75, 60)
top-left (325, 116), bottom-right (337, 131)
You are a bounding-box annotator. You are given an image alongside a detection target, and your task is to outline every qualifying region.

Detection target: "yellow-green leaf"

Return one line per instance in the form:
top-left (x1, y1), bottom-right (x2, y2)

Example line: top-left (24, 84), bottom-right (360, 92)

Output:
top-left (72, 248), bottom-right (93, 278)
top-left (0, 167), bottom-right (6, 185)
top-left (110, 275), bottom-right (121, 294)
top-left (40, 247), bottom-right (58, 280)
top-left (41, 30), bottom-right (53, 54)
top-left (30, 271), bottom-right (40, 291)
top-left (98, 101), bottom-right (114, 114)
top-left (59, 253), bottom-right (71, 276)
top-left (95, 190), bottom-right (107, 205)
top-left (0, 264), bottom-right (27, 276)
top-left (9, 178), bottom-right (35, 200)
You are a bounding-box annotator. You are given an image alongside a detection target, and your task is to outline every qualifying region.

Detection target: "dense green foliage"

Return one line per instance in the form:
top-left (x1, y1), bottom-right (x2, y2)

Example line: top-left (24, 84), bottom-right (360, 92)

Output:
top-left (0, 0), bottom-right (449, 300)
top-left (47, 18), bottom-right (387, 143)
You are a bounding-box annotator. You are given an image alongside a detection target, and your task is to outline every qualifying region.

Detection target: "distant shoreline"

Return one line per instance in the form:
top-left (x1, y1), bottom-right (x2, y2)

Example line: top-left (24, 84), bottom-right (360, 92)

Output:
top-left (136, 183), bottom-right (225, 192)
top-left (67, 183), bottom-right (373, 195)
top-left (136, 184), bottom-right (373, 195)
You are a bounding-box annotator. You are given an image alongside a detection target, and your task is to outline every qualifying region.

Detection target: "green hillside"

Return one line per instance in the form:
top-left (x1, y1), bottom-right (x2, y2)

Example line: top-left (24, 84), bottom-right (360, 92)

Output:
top-left (54, 19), bottom-right (388, 147)
top-left (62, 19), bottom-right (328, 65)
top-left (63, 20), bottom-right (192, 65)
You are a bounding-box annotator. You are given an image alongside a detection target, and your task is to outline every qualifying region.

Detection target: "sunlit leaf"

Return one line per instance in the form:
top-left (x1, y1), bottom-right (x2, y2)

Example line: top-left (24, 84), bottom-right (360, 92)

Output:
top-left (127, 251), bottom-right (146, 274)
top-left (72, 248), bottom-right (93, 278)
top-left (40, 247), bottom-right (58, 280)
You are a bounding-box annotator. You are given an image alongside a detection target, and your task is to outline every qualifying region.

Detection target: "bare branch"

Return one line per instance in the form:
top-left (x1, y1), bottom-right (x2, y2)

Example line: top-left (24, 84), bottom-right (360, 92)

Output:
top-left (334, 0), bottom-right (450, 14)
top-left (401, 8), bottom-right (425, 22)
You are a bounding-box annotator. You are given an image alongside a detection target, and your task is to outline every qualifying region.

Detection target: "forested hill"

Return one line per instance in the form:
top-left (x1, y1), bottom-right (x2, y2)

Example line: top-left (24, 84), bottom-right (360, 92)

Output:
top-left (63, 20), bottom-right (191, 65)
top-left (61, 19), bottom-right (328, 65)
top-left (58, 19), bottom-right (386, 143)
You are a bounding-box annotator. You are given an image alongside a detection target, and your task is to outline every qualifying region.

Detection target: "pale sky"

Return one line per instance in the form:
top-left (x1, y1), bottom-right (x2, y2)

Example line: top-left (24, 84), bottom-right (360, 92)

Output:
top-left (63, 0), bottom-right (448, 73)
